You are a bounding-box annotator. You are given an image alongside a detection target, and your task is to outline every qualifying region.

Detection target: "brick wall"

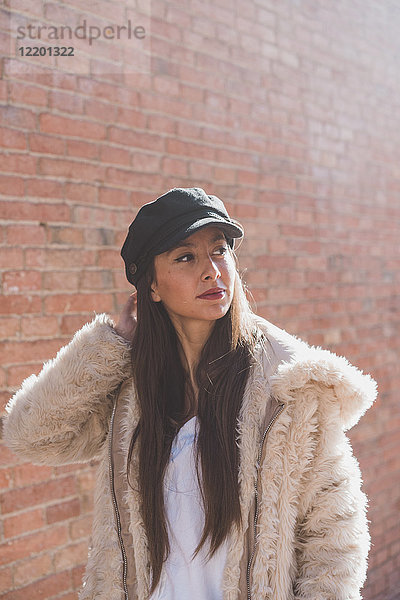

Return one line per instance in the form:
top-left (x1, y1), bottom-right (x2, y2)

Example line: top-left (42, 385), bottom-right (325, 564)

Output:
top-left (1, 0), bottom-right (399, 598)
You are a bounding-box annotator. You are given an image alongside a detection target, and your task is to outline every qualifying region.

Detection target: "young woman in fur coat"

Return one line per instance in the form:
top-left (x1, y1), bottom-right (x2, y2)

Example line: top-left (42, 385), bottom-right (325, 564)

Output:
top-left (4, 188), bottom-right (378, 600)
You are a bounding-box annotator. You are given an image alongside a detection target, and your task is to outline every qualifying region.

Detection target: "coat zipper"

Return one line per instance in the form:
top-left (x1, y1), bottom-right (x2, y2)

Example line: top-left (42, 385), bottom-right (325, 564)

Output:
top-left (246, 403), bottom-right (285, 600)
top-left (109, 396), bottom-right (129, 600)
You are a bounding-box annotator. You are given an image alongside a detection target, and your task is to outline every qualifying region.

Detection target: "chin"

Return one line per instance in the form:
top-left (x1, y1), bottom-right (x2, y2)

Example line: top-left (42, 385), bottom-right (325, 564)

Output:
top-left (204, 305), bottom-right (230, 320)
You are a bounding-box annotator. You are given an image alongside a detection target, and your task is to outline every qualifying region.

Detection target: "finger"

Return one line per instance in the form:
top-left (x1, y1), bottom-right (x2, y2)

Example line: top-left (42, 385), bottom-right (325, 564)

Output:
top-left (126, 294), bottom-right (137, 318)
top-left (125, 294), bottom-right (136, 307)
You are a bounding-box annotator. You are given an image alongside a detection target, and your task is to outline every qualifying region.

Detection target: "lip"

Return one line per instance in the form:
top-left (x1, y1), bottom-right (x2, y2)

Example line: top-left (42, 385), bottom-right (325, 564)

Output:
top-left (197, 287), bottom-right (226, 299)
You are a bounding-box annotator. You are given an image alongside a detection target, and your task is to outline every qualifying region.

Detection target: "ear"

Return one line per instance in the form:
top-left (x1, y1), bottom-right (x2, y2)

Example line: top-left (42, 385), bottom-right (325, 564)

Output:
top-left (150, 281), bottom-right (161, 303)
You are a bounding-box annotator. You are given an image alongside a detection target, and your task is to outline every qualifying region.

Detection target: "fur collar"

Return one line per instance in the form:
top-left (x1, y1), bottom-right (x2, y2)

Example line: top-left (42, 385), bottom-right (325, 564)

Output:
top-left (253, 315), bottom-right (378, 431)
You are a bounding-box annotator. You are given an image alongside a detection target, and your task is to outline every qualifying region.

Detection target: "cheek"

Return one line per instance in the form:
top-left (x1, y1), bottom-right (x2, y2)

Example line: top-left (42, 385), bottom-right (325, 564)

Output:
top-left (223, 257), bottom-right (236, 283)
top-left (158, 270), bottom-right (192, 302)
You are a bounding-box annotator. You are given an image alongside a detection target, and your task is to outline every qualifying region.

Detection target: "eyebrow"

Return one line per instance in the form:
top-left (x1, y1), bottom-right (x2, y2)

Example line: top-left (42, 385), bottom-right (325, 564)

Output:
top-left (167, 233), bottom-right (227, 254)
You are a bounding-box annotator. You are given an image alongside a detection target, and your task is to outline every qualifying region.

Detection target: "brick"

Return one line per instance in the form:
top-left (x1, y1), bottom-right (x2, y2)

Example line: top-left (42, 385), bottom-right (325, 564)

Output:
top-left (216, 148), bottom-right (255, 167)
top-left (43, 0), bottom-right (81, 25)
top-left (54, 464), bottom-right (81, 476)
top-left (43, 271), bottom-right (79, 291)
top-left (13, 463), bottom-right (53, 487)
top-left (105, 166), bottom-right (160, 189)
top-left (147, 114), bottom-right (175, 134)
top-left (237, 169), bottom-right (259, 185)
top-left (0, 198), bottom-right (67, 220)
top-left (25, 248), bottom-right (96, 268)
top-left (48, 226), bottom-right (83, 245)
top-left (7, 363), bottom-right (42, 387)
top-left (0, 338), bottom-right (63, 365)
top-left (3, 271), bottom-right (42, 294)
top-left (0, 391), bottom-right (10, 412)
top-left (0, 317), bottom-right (20, 339)
top-left (178, 83), bottom-right (204, 103)
top-left (0, 81), bottom-right (6, 101)
top-left (39, 114), bottom-right (106, 140)
top-left (1, 476), bottom-right (76, 514)
top-left (0, 567), bottom-right (12, 594)
top-left (107, 126), bottom-right (158, 148)
top-left (78, 77), bottom-right (122, 103)
top-left (54, 540), bottom-right (88, 571)
top-left (60, 315), bottom-right (92, 335)
top-left (64, 183), bottom-right (97, 203)
top-left (0, 525), bottom-right (68, 566)
top-left (75, 470), bottom-right (96, 513)
top-left (161, 157), bottom-right (188, 177)
top-left (99, 144), bottom-right (131, 166)
top-left (0, 127), bottom-right (27, 150)
top-left (0, 295), bottom-right (41, 316)
top-left (102, 164), bottom-right (133, 189)
top-left (6, 225), bottom-right (46, 245)
top-left (131, 152), bottom-right (161, 173)
top-left (39, 200), bottom-right (71, 220)
top-left (44, 293), bottom-right (113, 314)
top-left (69, 514), bottom-right (92, 540)
top-left (0, 174), bottom-right (25, 196)
top-left (71, 564), bottom-right (85, 589)
top-left (256, 255), bottom-right (296, 269)
top-left (1, 363), bottom-right (11, 386)
top-left (47, 498), bottom-right (80, 524)
top-left (0, 467), bottom-right (12, 489)
top-left (97, 249), bottom-right (121, 268)
top-left (8, 82), bottom-right (48, 107)
top-left (3, 508), bottom-right (45, 539)
top-left (23, 248), bottom-right (47, 267)
top-left (56, 592), bottom-right (78, 600)
top-left (213, 166), bottom-right (236, 183)
top-left (115, 107), bottom-right (148, 128)
top-left (29, 134), bottom-right (65, 155)
top-left (84, 98), bottom-right (117, 122)
top-left (72, 206), bottom-right (119, 227)
top-left (50, 71), bottom-right (77, 91)
top-left (0, 106), bottom-right (36, 130)
top-left (188, 161), bottom-right (213, 180)
top-left (166, 138), bottom-right (216, 161)
top-left (39, 158), bottom-right (106, 182)
top-left (49, 90), bottom-right (84, 114)
top-left (0, 248), bottom-right (24, 269)
top-left (66, 139), bottom-right (99, 160)
top-left (0, 444), bottom-right (20, 466)
top-left (2, 570), bottom-right (71, 600)
top-left (83, 227), bottom-right (115, 246)
top-left (14, 553), bottom-right (53, 586)
top-left (98, 187), bottom-right (130, 207)
top-left (78, 270), bottom-right (113, 290)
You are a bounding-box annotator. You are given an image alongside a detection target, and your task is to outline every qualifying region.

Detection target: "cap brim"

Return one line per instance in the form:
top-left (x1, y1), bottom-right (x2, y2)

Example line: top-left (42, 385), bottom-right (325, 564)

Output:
top-left (155, 216), bottom-right (244, 255)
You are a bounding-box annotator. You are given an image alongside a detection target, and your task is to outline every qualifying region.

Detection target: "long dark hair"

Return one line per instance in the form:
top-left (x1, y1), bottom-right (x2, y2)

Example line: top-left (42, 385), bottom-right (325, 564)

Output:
top-left (127, 245), bottom-right (264, 593)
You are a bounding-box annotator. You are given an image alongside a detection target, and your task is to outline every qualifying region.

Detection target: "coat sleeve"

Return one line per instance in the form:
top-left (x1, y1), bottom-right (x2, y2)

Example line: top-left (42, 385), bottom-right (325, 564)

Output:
top-left (293, 390), bottom-right (371, 599)
top-left (2, 313), bottom-right (132, 466)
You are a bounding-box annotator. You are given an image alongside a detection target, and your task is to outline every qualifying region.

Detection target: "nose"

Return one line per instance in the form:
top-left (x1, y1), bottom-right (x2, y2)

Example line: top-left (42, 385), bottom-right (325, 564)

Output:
top-left (201, 254), bottom-right (221, 280)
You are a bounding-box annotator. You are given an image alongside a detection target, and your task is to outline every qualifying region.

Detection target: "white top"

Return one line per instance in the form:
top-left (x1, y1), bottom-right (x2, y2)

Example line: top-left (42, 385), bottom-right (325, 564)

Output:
top-left (149, 416), bottom-right (229, 600)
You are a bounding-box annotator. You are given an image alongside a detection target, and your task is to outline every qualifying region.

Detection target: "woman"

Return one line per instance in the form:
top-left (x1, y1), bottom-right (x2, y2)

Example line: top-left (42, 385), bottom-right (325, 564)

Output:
top-left (4, 187), bottom-right (378, 600)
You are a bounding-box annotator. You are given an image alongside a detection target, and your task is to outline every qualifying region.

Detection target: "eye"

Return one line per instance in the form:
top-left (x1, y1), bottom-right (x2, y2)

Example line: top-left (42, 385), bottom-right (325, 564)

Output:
top-left (175, 253), bottom-right (194, 262)
top-left (215, 245), bottom-right (228, 255)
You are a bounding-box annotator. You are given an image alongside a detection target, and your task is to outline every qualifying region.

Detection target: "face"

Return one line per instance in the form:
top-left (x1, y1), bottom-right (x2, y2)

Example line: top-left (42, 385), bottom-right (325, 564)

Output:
top-left (150, 226), bottom-right (236, 330)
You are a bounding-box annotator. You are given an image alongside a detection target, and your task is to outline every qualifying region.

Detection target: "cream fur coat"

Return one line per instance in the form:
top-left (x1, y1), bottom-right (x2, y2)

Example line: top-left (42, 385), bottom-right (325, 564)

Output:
top-left (3, 313), bottom-right (378, 600)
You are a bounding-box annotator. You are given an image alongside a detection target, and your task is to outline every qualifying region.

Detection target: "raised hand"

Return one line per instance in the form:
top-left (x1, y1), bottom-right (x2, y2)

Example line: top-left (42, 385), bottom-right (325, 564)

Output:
top-left (114, 291), bottom-right (137, 343)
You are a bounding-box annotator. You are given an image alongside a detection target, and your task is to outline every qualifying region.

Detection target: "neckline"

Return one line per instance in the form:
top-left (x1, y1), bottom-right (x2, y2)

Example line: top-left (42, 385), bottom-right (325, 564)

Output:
top-left (178, 415), bottom-right (197, 431)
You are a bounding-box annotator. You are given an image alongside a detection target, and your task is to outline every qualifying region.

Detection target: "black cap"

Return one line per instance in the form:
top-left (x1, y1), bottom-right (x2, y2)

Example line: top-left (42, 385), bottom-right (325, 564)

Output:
top-left (121, 187), bottom-right (244, 287)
